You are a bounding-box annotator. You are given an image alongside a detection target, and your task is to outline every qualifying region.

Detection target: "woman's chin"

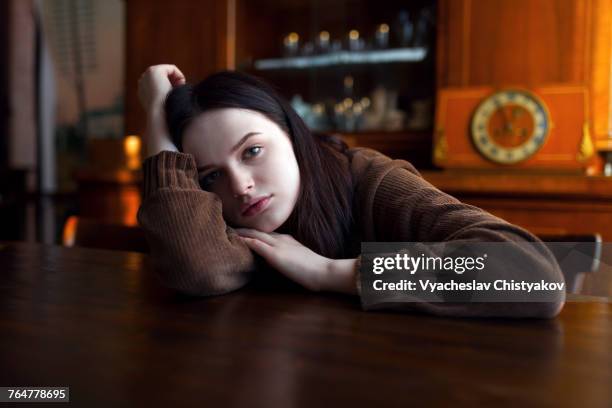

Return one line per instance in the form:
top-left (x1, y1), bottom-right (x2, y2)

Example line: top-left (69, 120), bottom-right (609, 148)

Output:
top-left (232, 209), bottom-right (290, 232)
top-left (250, 220), bottom-right (279, 233)
top-left (250, 214), bottom-right (288, 233)
top-left (231, 216), bottom-right (277, 233)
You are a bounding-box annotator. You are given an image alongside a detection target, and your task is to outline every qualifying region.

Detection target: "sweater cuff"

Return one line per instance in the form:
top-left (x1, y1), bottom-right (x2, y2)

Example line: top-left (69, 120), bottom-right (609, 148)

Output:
top-left (355, 255), bottom-right (362, 296)
top-left (142, 151), bottom-right (201, 198)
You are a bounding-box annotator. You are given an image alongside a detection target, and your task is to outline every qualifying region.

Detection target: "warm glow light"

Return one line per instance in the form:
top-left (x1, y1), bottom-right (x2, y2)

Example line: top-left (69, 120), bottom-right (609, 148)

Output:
top-left (124, 135), bottom-right (142, 170)
top-left (378, 23), bottom-right (389, 33)
top-left (63, 215), bottom-right (78, 247)
top-left (319, 31), bottom-right (330, 41)
top-left (284, 32), bottom-right (299, 46)
top-left (344, 75), bottom-right (354, 88)
top-left (360, 97), bottom-right (371, 109)
top-left (124, 135), bottom-right (141, 156)
top-left (349, 30), bottom-right (359, 40)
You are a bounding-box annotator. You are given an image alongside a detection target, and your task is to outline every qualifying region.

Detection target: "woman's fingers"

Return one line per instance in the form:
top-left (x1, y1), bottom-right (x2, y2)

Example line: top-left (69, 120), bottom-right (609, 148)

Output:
top-left (240, 236), bottom-right (274, 260)
top-left (167, 67), bottom-right (186, 86)
top-left (137, 64), bottom-right (186, 113)
top-left (155, 64), bottom-right (186, 86)
top-left (140, 64), bottom-right (185, 86)
top-left (235, 228), bottom-right (276, 246)
top-left (147, 64), bottom-right (185, 87)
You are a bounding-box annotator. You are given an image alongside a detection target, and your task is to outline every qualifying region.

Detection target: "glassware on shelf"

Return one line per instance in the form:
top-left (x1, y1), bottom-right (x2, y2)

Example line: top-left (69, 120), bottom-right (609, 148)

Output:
top-left (343, 75), bottom-right (354, 98)
top-left (291, 94), bottom-right (310, 118)
top-left (414, 7), bottom-right (435, 47)
top-left (334, 98), bottom-right (361, 132)
top-left (291, 95), bottom-right (330, 132)
top-left (260, 3), bottom-right (436, 133)
top-left (393, 10), bottom-right (413, 47)
top-left (374, 23), bottom-right (390, 49)
top-left (300, 41), bottom-right (315, 56)
top-left (347, 29), bottom-right (365, 51)
top-left (405, 98), bottom-right (433, 130)
top-left (316, 31), bottom-right (330, 54)
top-left (331, 39), bottom-right (342, 53)
top-left (290, 86), bottom-right (420, 133)
top-left (283, 32), bottom-right (300, 57)
top-left (310, 103), bottom-right (328, 131)
top-left (361, 86), bottom-right (406, 131)
top-left (360, 96), bottom-right (371, 111)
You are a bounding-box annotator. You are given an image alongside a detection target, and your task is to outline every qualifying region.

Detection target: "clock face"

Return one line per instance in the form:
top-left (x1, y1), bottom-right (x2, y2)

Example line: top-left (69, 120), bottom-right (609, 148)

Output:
top-left (471, 90), bottom-right (550, 164)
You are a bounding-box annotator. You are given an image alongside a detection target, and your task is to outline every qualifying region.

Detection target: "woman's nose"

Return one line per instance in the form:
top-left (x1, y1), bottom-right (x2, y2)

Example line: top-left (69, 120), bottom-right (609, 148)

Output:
top-left (229, 168), bottom-right (254, 198)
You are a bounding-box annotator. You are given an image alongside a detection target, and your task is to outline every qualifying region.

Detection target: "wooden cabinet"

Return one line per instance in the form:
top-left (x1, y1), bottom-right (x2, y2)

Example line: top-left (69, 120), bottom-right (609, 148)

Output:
top-left (421, 169), bottom-right (612, 240)
top-left (124, 0), bottom-right (437, 164)
top-left (437, 0), bottom-right (612, 165)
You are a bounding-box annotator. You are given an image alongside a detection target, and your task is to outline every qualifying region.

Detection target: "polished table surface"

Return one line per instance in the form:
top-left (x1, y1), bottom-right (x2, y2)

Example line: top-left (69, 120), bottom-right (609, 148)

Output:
top-left (0, 242), bottom-right (610, 407)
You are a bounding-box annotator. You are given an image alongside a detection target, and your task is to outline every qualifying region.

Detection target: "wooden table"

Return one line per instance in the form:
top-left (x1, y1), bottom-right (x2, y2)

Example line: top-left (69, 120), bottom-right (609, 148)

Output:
top-left (0, 242), bottom-right (610, 407)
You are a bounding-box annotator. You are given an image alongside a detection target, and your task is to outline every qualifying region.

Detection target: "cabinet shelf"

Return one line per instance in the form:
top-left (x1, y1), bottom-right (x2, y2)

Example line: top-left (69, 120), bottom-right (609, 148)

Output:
top-left (253, 47), bottom-right (427, 70)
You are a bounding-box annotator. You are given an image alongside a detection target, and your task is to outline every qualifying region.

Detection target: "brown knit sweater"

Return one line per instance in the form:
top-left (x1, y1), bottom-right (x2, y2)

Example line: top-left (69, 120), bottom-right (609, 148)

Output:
top-left (137, 148), bottom-right (565, 317)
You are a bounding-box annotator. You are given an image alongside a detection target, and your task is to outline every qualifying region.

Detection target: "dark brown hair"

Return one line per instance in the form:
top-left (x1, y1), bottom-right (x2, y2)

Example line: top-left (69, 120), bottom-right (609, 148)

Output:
top-left (165, 71), bottom-right (353, 259)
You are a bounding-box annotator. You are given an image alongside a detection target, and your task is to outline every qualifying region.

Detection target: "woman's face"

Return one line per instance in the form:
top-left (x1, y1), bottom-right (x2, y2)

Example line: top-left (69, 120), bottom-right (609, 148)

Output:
top-left (182, 108), bottom-right (301, 232)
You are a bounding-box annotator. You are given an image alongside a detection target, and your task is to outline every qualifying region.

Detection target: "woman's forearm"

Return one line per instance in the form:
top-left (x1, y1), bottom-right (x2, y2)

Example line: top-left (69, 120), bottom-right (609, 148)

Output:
top-left (325, 258), bottom-right (359, 295)
top-left (138, 151), bottom-right (256, 296)
top-left (144, 108), bottom-right (178, 159)
top-left (138, 64), bottom-right (184, 159)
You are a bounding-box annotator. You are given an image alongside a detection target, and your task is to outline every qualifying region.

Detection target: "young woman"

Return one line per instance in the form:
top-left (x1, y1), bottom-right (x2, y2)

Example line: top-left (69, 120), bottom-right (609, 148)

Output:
top-left (137, 64), bottom-right (565, 318)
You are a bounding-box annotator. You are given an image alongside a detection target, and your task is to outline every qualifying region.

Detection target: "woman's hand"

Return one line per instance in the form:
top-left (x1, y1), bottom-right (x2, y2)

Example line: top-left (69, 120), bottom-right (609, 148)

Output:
top-left (236, 228), bottom-right (358, 295)
top-left (137, 64), bottom-right (186, 158)
top-left (138, 64), bottom-right (186, 113)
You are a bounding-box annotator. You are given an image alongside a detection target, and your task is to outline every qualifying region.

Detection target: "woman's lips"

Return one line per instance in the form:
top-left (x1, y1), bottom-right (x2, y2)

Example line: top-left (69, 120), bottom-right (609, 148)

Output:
top-left (242, 196), bottom-right (272, 217)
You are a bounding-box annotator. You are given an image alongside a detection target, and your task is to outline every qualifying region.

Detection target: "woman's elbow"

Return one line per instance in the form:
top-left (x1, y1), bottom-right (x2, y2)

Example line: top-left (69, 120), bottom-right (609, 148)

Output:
top-left (529, 253), bottom-right (566, 318)
top-left (155, 259), bottom-right (254, 297)
top-left (536, 291), bottom-right (566, 318)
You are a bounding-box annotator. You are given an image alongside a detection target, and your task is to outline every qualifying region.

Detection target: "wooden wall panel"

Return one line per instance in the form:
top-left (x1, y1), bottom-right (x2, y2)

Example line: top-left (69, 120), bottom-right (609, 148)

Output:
top-left (0, 0), bottom-right (8, 167)
top-left (590, 0), bottom-right (612, 142)
top-left (438, 0), bottom-right (587, 87)
top-left (124, 0), bottom-right (230, 135)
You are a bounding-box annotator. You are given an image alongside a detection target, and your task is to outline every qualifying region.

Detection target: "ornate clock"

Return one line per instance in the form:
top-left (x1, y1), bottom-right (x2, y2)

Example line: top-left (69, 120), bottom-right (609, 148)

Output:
top-left (434, 86), bottom-right (595, 171)
top-left (471, 90), bottom-right (550, 164)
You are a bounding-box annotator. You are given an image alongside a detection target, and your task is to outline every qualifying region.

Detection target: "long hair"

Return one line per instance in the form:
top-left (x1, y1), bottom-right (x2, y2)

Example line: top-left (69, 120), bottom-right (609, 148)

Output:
top-left (165, 71), bottom-right (353, 259)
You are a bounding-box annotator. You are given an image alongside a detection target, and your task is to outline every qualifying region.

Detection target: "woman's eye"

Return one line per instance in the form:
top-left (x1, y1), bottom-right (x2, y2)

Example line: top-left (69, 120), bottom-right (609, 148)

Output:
top-left (244, 146), bottom-right (262, 159)
top-left (200, 170), bottom-right (221, 188)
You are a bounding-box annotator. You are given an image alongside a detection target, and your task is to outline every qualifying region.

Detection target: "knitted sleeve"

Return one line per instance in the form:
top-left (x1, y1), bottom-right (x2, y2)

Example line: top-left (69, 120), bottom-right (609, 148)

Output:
top-left (137, 151), bottom-right (256, 296)
top-left (353, 151), bottom-right (565, 318)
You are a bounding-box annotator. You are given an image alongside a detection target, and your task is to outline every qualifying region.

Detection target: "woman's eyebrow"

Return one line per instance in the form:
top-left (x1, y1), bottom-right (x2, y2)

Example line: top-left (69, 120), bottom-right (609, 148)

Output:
top-left (196, 132), bottom-right (261, 173)
top-left (230, 132), bottom-right (261, 153)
